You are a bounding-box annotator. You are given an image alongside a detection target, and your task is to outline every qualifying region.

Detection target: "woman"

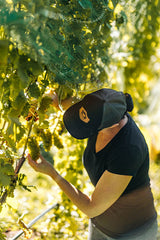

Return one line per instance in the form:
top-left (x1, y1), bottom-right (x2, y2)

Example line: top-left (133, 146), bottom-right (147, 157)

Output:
top-left (28, 88), bottom-right (157, 240)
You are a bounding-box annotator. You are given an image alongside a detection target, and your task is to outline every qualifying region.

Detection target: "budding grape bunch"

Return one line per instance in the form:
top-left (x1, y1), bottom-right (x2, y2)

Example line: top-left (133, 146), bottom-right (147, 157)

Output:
top-left (40, 129), bottom-right (52, 151)
top-left (27, 137), bottom-right (40, 161)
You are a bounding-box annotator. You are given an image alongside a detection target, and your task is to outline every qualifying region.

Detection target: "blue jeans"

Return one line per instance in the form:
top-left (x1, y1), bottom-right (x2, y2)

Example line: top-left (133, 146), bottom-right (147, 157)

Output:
top-left (88, 218), bottom-right (158, 240)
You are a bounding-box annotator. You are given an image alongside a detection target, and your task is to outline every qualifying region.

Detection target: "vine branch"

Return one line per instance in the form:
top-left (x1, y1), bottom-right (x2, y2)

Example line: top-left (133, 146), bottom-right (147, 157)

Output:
top-left (15, 116), bottom-right (35, 174)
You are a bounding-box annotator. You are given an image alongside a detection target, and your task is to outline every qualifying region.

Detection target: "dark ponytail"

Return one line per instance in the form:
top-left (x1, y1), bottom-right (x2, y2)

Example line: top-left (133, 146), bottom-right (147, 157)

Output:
top-left (124, 93), bottom-right (134, 112)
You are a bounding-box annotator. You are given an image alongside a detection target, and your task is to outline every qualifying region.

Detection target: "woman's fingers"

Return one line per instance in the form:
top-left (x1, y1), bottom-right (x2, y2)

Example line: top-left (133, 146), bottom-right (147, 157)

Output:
top-left (39, 154), bottom-right (46, 162)
top-left (27, 154), bottom-right (33, 164)
top-left (27, 153), bottom-right (53, 175)
top-left (27, 154), bottom-right (39, 169)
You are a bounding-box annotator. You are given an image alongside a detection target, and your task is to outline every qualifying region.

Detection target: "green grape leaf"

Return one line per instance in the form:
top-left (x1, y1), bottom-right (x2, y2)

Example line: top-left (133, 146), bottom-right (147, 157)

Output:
top-left (16, 126), bottom-right (25, 142)
top-left (78, 0), bottom-right (92, 9)
top-left (13, 90), bottom-right (27, 110)
top-left (17, 64), bottom-right (30, 89)
top-left (0, 147), bottom-right (14, 164)
top-left (111, 0), bottom-right (118, 8)
top-left (39, 96), bottom-right (53, 113)
top-left (21, 102), bottom-right (30, 118)
top-left (28, 82), bottom-right (41, 98)
top-left (6, 122), bottom-right (14, 136)
top-left (0, 171), bottom-right (11, 186)
top-left (9, 90), bottom-right (27, 117)
top-left (27, 60), bottom-right (42, 77)
top-left (8, 116), bottom-right (21, 126)
top-left (10, 75), bottom-right (21, 100)
top-left (0, 40), bottom-right (9, 65)
top-left (9, 47), bottom-right (19, 68)
top-left (2, 164), bottom-right (14, 175)
top-left (2, 133), bottom-right (16, 152)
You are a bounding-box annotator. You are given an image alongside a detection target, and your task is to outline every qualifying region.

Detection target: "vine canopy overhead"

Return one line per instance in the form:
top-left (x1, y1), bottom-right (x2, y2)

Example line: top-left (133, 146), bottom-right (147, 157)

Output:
top-left (0, 0), bottom-right (120, 87)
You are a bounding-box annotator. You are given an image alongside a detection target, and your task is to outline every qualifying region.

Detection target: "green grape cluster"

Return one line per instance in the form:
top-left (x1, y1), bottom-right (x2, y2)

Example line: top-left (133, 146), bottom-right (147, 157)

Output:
top-left (33, 124), bottom-right (42, 135)
top-left (53, 133), bottom-right (63, 149)
top-left (33, 126), bottom-right (52, 151)
top-left (41, 129), bottom-right (52, 151)
top-left (27, 137), bottom-right (40, 161)
top-left (39, 96), bottom-right (53, 113)
top-left (56, 120), bottom-right (66, 135)
top-left (21, 102), bottom-right (30, 118)
top-left (28, 82), bottom-right (40, 99)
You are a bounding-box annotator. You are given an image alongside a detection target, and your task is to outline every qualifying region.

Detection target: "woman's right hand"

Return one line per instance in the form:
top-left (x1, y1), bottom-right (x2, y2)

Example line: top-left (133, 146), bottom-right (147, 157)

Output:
top-left (27, 154), bottom-right (55, 177)
top-left (44, 90), bottom-right (79, 111)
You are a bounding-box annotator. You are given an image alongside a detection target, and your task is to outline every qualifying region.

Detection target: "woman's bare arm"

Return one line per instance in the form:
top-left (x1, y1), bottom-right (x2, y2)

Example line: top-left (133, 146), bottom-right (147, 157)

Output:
top-left (28, 155), bottom-right (132, 218)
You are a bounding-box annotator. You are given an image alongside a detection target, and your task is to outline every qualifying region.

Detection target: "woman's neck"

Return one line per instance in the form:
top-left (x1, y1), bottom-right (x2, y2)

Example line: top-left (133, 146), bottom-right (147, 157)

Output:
top-left (95, 115), bottom-right (128, 153)
top-left (100, 115), bottom-right (128, 135)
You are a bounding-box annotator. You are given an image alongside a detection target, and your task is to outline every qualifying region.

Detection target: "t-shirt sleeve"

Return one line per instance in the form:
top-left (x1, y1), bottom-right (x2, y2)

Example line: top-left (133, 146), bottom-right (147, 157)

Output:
top-left (106, 145), bottom-right (143, 177)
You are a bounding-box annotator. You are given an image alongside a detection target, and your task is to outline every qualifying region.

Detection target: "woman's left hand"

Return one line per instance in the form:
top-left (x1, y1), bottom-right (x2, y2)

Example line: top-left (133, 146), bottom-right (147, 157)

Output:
top-left (27, 154), bottom-right (54, 176)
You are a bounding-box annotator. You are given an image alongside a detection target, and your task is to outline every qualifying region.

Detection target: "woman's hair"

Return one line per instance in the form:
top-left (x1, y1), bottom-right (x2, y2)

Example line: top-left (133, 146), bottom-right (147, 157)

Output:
top-left (124, 93), bottom-right (134, 112)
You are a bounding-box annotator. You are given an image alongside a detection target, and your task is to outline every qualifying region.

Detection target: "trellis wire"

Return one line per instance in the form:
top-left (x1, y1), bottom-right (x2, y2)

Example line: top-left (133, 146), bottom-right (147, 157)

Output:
top-left (12, 203), bottom-right (59, 240)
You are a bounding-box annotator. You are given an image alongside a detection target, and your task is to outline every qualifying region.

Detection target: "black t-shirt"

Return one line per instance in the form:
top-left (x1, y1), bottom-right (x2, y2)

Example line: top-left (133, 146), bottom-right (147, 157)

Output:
top-left (83, 114), bottom-right (156, 238)
top-left (83, 114), bottom-right (150, 194)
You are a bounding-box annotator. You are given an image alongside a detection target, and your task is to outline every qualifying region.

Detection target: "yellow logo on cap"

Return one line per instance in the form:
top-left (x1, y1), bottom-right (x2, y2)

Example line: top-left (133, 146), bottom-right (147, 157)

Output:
top-left (79, 107), bottom-right (90, 123)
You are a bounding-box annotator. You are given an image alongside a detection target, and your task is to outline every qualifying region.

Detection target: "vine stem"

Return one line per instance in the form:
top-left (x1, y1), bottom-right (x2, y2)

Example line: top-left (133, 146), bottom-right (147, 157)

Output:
top-left (1, 120), bottom-right (7, 131)
top-left (0, 190), bottom-right (7, 205)
top-left (0, 121), bottom-right (9, 205)
top-left (15, 116), bottom-right (35, 174)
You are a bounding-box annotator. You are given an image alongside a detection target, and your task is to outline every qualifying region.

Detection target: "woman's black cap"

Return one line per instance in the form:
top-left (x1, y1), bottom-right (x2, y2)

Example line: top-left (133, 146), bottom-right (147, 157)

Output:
top-left (63, 88), bottom-right (128, 139)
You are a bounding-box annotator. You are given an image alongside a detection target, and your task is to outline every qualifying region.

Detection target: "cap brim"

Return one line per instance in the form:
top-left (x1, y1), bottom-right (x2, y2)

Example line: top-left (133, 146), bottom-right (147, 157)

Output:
top-left (63, 101), bottom-right (95, 139)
